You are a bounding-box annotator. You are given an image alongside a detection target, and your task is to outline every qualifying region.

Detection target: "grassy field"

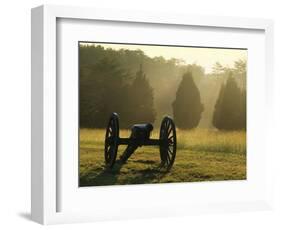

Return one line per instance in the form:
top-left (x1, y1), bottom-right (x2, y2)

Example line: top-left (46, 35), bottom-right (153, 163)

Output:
top-left (79, 128), bottom-right (246, 187)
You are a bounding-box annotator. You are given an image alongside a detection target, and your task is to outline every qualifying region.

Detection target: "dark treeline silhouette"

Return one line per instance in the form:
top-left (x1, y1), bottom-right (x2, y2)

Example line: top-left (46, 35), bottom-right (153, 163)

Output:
top-left (79, 43), bottom-right (246, 130)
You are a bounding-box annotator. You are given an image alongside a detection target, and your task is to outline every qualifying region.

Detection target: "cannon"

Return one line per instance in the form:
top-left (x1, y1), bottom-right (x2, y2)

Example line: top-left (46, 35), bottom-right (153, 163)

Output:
top-left (104, 112), bottom-right (177, 170)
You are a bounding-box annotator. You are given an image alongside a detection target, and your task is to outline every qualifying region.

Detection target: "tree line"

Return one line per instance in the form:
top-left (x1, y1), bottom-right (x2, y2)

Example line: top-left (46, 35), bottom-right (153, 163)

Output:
top-left (79, 44), bottom-right (246, 130)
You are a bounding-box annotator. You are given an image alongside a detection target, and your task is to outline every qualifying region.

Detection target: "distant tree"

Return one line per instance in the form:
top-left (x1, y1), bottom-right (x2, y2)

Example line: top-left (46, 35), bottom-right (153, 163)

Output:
top-left (212, 62), bottom-right (226, 75)
top-left (212, 73), bottom-right (246, 130)
top-left (234, 59), bottom-right (247, 90)
top-left (234, 59), bottom-right (247, 75)
top-left (211, 59), bottom-right (247, 89)
top-left (126, 65), bottom-right (156, 125)
top-left (172, 72), bottom-right (204, 129)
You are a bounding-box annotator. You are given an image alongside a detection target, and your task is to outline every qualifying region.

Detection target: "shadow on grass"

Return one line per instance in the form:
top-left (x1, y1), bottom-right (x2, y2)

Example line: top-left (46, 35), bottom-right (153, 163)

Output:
top-left (80, 160), bottom-right (123, 186)
top-left (125, 167), bottom-right (168, 185)
top-left (79, 160), bottom-right (169, 187)
top-left (131, 159), bottom-right (157, 164)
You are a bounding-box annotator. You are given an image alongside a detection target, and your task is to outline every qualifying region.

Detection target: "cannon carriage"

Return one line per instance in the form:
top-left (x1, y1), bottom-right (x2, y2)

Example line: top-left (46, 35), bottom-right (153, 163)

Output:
top-left (104, 112), bottom-right (177, 171)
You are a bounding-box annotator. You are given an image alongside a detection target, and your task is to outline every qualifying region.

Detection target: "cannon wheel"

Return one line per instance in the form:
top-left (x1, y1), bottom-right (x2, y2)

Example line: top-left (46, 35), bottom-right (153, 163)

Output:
top-left (159, 116), bottom-right (177, 170)
top-left (104, 113), bottom-right (119, 168)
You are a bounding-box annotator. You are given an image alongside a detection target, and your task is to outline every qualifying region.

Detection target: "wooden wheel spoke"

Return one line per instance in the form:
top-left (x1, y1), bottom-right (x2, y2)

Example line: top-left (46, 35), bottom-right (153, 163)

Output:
top-left (168, 138), bottom-right (174, 144)
top-left (168, 147), bottom-right (174, 156)
top-left (106, 145), bottom-right (112, 154)
top-left (166, 151), bottom-right (171, 164)
top-left (167, 126), bottom-right (172, 136)
top-left (168, 132), bottom-right (175, 144)
top-left (168, 134), bottom-right (174, 139)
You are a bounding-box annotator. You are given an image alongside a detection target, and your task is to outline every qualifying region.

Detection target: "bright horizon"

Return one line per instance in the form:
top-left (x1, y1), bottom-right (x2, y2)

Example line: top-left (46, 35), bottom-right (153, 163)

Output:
top-left (80, 42), bottom-right (247, 74)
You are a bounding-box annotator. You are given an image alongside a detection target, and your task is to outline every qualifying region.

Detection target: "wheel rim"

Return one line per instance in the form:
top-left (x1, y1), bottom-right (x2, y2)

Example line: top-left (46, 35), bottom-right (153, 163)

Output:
top-left (159, 116), bottom-right (177, 170)
top-left (104, 113), bottom-right (119, 168)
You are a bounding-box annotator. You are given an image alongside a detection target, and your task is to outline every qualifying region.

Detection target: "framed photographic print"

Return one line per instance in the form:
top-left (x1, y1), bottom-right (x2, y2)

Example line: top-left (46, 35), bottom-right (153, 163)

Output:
top-left (78, 42), bottom-right (247, 187)
top-left (31, 5), bottom-right (274, 224)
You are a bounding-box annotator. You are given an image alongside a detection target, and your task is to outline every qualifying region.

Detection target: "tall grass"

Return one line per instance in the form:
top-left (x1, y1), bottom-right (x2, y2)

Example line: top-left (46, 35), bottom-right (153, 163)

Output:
top-left (80, 128), bottom-right (246, 154)
top-left (176, 129), bottom-right (246, 154)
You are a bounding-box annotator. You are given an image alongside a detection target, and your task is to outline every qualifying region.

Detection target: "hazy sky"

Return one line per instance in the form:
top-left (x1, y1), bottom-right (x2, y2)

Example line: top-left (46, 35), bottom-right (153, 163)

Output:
top-left (81, 42), bottom-right (247, 73)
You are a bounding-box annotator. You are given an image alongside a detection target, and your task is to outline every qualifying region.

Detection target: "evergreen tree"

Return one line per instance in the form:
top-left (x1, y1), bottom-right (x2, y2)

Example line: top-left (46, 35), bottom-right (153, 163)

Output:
top-left (126, 65), bottom-right (156, 125)
top-left (212, 73), bottom-right (246, 130)
top-left (172, 72), bottom-right (204, 129)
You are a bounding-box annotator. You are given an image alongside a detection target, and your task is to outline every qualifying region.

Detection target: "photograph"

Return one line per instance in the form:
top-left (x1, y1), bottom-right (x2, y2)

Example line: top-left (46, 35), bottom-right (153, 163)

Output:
top-left (79, 42), bottom-right (247, 187)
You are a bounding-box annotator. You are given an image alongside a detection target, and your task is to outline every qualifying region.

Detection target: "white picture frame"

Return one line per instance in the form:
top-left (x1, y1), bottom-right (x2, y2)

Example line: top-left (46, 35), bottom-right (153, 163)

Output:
top-left (31, 4), bottom-right (274, 225)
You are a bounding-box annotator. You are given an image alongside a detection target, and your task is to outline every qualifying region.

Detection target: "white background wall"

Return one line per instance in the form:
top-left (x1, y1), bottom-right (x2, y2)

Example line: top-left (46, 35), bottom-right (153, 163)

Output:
top-left (0, 0), bottom-right (280, 229)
